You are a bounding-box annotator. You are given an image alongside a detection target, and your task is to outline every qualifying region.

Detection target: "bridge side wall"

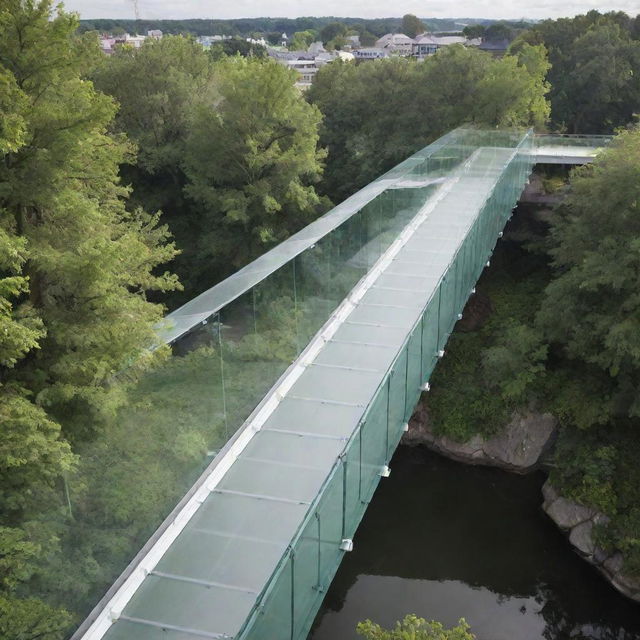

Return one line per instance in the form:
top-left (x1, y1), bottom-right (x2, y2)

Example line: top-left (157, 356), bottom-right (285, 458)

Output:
top-left (237, 139), bottom-right (536, 640)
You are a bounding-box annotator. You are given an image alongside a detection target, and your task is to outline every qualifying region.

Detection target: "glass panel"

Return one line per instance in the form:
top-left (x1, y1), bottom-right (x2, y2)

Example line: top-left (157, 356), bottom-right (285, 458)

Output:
top-left (388, 348), bottom-right (408, 454)
top-left (292, 516), bottom-right (321, 638)
top-left (405, 326), bottom-right (422, 419)
top-left (343, 431), bottom-right (365, 534)
top-left (359, 387), bottom-right (388, 498)
top-left (241, 555), bottom-right (293, 640)
top-left (421, 293), bottom-right (440, 382)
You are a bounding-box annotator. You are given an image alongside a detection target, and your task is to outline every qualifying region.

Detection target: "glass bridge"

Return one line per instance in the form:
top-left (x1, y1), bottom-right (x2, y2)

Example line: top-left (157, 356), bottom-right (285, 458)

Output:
top-left (69, 129), bottom-right (609, 640)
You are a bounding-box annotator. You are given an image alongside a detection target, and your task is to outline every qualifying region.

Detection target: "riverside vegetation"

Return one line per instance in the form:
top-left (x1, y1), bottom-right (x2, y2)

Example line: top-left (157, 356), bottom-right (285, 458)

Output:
top-left (0, 1), bottom-right (639, 637)
top-left (428, 127), bottom-right (640, 578)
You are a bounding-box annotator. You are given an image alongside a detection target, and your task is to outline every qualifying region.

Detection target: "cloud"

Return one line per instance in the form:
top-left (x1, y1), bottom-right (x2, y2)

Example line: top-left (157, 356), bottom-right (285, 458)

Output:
top-left (66, 0), bottom-right (638, 21)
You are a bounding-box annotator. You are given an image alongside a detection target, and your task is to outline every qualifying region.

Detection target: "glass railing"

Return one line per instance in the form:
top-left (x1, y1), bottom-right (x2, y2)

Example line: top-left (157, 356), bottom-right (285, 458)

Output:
top-left (60, 128), bottom-right (533, 636)
top-left (534, 133), bottom-right (613, 148)
top-left (235, 129), bottom-right (536, 640)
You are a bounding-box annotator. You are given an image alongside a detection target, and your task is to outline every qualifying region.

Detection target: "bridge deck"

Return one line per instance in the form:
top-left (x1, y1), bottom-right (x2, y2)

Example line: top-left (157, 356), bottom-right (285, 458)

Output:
top-left (74, 131), bottom-right (610, 640)
top-left (99, 145), bottom-right (523, 640)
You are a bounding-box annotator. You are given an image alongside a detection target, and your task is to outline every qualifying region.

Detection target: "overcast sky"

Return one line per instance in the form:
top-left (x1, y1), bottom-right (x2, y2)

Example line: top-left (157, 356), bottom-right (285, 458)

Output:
top-left (65, 0), bottom-right (639, 21)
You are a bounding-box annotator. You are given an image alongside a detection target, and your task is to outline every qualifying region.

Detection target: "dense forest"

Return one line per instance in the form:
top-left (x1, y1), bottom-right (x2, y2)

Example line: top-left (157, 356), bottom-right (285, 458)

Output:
top-left (76, 16), bottom-right (524, 38)
top-left (1, 0), bottom-right (640, 637)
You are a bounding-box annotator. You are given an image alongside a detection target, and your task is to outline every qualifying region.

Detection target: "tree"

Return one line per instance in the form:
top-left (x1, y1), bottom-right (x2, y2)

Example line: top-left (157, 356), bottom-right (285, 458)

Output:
top-left (320, 21), bottom-right (348, 45)
top-left (357, 615), bottom-right (475, 640)
top-left (289, 29), bottom-right (317, 50)
top-left (93, 35), bottom-right (213, 302)
top-left (463, 24), bottom-right (486, 39)
top-left (485, 22), bottom-right (515, 42)
top-left (401, 14), bottom-right (425, 38)
top-left (210, 37), bottom-right (267, 59)
top-left (184, 57), bottom-right (327, 279)
top-left (0, 0), bottom-right (179, 631)
top-left (308, 45), bottom-right (550, 201)
top-left (515, 11), bottom-right (640, 132)
top-left (536, 126), bottom-right (640, 426)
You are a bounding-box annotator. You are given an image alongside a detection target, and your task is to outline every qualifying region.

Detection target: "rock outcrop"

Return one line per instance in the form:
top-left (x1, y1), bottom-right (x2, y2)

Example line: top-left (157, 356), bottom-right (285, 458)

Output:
top-left (542, 480), bottom-right (640, 603)
top-left (403, 402), bottom-right (556, 473)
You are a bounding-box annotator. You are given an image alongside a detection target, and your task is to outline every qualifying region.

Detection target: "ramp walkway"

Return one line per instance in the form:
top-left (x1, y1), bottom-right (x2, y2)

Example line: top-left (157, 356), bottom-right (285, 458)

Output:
top-left (71, 130), bottom-right (609, 640)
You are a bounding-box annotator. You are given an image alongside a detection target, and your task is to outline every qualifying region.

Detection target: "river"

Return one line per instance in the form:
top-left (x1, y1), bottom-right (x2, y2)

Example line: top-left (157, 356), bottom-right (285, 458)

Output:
top-left (310, 446), bottom-right (640, 640)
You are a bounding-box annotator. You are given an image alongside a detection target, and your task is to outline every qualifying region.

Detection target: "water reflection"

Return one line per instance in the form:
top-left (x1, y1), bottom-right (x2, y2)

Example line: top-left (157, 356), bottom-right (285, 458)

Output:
top-left (310, 447), bottom-right (640, 640)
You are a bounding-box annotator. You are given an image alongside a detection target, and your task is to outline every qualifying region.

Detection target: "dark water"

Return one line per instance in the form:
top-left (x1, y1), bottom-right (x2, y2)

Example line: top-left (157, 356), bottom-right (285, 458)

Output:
top-left (310, 446), bottom-right (640, 640)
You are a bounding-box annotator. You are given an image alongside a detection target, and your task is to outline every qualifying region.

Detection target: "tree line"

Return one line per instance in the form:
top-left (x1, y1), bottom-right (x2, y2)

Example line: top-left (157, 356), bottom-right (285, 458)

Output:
top-left (1, 0), bottom-right (640, 637)
top-left (77, 16), bottom-right (507, 39)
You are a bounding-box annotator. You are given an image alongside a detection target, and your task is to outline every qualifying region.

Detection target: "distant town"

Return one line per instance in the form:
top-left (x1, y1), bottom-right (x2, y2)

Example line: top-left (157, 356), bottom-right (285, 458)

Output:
top-left (95, 17), bottom-right (519, 90)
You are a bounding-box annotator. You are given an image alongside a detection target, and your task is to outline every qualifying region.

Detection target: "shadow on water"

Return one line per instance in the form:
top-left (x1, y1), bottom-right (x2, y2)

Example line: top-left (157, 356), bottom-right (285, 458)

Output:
top-left (310, 446), bottom-right (640, 640)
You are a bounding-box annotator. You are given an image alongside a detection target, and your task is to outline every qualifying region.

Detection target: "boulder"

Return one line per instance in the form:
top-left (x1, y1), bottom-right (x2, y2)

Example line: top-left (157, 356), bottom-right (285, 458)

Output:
top-left (542, 490), bottom-right (640, 604)
top-left (403, 403), bottom-right (557, 473)
top-left (545, 495), bottom-right (597, 530)
top-left (482, 412), bottom-right (556, 470)
top-left (569, 520), bottom-right (596, 556)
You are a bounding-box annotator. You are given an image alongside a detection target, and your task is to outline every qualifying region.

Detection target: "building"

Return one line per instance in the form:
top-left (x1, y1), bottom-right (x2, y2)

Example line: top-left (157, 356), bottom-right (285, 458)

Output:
top-left (270, 48), bottom-right (354, 89)
top-left (147, 29), bottom-right (162, 39)
top-left (307, 41), bottom-right (326, 56)
top-left (99, 36), bottom-right (116, 55)
top-left (345, 35), bottom-right (361, 49)
top-left (375, 33), bottom-right (414, 56)
top-left (412, 33), bottom-right (477, 58)
top-left (352, 47), bottom-right (388, 60)
top-left (286, 58), bottom-right (317, 89)
top-left (196, 35), bottom-right (231, 48)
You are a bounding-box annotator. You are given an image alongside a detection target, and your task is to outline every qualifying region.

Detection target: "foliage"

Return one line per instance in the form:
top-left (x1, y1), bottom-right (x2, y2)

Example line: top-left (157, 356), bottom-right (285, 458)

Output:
top-left (95, 38), bottom-right (328, 303)
top-left (78, 17), bottom-right (528, 40)
top-left (537, 127), bottom-right (640, 425)
top-left (289, 29), bottom-right (318, 51)
top-left (183, 57), bottom-right (327, 278)
top-left (320, 21), bottom-right (348, 45)
top-left (485, 22), bottom-right (516, 42)
top-left (0, 0), bottom-right (179, 631)
top-left (92, 35), bottom-right (214, 301)
top-left (462, 25), bottom-right (486, 39)
top-left (308, 44), bottom-right (550, 201)
top-left (401, 14), bottom-right (425, 39)
top-left (210, 38), bottom-right (267, 59)
top-left (514, 11), bottom-right (640, 132)
top-left (357, 615), bottom-right (475, 640)
top-left (429, 240), bottom-right (550, 441)
top-left (482, 322), bottom-right (547, 404)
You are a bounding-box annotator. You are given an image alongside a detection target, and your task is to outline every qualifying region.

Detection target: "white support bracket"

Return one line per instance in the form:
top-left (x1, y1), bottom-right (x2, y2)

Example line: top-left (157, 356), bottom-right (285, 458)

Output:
top-left (340, 539), bottom-right (354, 552)
top-left (380, 465), bottom-right (391, 478)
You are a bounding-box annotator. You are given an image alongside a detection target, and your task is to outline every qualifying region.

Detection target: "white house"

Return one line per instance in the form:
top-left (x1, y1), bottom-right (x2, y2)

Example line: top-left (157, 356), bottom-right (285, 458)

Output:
top-left (375, 33), bottom-right (414, 56)
top-left (286, 58), bottom-right (317, 89)
top-left (412, 33), bottom-right (473, 58)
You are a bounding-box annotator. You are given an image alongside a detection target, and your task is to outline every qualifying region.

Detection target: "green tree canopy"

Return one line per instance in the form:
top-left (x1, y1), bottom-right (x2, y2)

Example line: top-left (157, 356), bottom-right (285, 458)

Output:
top-left (289, 29), bottom-right (317, 50)
top-left (0, 0), bottom-right (180, 634)
top-left (536, 126), bottom-right (640, 425)
top-left (184, 57), bottom-right (327, 277)
top-left (308, 45), bottom-right (550, 201)
top-left (320, 21), bottom-right (348, 44)
top-left (210, 37), bottom-right (267, 59)
top-left (357, 615), bottom-right (475, 640)
top-left (462, 24), bottom-right (486, 39)
top-left (401, 14), bottom-right (426, 38)
top-left (515, 11), bottom-right (640, 132)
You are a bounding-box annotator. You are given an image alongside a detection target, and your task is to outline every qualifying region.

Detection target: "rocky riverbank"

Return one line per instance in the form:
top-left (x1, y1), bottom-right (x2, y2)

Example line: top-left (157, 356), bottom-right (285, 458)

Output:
top-left (404, 402), bottom-right (557, 473)
top-left (403, 401), bottom-right (640, 604)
